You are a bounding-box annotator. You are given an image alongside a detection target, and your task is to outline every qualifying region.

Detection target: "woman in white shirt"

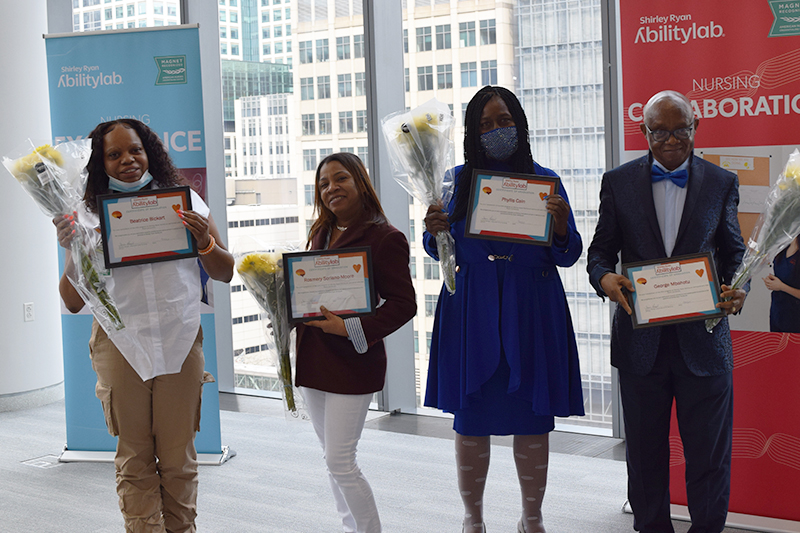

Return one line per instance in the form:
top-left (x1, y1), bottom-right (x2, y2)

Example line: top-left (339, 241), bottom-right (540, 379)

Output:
top-left (54, 119), bottom-right (233, 533)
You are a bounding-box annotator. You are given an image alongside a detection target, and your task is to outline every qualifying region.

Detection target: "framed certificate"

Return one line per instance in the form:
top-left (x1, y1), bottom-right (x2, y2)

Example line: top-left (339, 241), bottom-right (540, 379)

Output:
top-left (622, 252), bottom-right (725, 329)
top-left (465, 170), bottom-right (560, 245)
top-left (97, 186), bottom-right (197, 269)
top-left (283, 246), bottom-right (376, 324)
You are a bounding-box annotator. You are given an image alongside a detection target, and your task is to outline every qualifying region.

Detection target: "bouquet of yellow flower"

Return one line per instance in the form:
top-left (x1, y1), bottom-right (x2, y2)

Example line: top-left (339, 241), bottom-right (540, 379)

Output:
top-left (236, 243), bottom-right (304, 417)
top-left (382, 98), bottom-right (457, 294)
top-left (706, 149), bottom-right (800, 332)
top-left (3, 140), bottom-right (124, 331)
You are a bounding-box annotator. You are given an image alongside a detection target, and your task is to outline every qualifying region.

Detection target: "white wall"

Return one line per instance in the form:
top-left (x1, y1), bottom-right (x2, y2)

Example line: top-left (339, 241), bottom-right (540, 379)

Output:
top-left (0, 0), bottom-right (65, 406)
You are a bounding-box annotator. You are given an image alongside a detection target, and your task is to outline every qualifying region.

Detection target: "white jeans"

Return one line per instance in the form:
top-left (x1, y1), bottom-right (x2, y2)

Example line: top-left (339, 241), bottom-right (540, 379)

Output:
top-left (301, 387), bottom-right (381, 533)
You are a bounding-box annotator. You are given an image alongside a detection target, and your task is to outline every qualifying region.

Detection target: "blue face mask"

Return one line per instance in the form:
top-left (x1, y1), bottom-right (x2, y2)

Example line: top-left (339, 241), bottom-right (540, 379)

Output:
top-left (481, 126), bottom-right (519, 162)
top-left (108, 170), bottom-right (154, 192)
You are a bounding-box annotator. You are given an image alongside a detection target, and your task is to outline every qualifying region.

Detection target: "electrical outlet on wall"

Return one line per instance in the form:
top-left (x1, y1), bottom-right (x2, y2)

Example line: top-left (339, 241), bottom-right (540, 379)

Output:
top-left (24, 302), bottom-right (34, 322)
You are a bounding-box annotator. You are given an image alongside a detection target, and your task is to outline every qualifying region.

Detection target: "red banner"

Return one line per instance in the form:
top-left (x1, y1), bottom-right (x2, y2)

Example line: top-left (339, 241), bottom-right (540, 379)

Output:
top-left (669, 331), bottom-right (800, 521)
top-left (620, 1), bottom-right (800, 150)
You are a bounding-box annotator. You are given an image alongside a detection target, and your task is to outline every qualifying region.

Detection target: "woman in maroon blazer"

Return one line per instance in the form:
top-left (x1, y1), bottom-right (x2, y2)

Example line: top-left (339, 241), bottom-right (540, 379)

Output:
top-left (296, 152), bottom-right (416, 533)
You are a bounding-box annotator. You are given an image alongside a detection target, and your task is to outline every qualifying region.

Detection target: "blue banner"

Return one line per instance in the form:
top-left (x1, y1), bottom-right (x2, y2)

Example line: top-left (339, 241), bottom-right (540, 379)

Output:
top-left (46, 26), bottom-right (222, 455)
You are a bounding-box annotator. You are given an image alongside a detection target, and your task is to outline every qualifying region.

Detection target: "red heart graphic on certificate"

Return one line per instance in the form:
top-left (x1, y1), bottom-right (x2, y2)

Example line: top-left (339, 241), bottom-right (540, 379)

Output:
top-left (353, 264), bottom-right (361, 273)
top-left (696, 269), bottom-right (704, 277)
top-left (172, 204), bottom-right (181, 211)
top-left (539, 192), bottom-right (547, 201)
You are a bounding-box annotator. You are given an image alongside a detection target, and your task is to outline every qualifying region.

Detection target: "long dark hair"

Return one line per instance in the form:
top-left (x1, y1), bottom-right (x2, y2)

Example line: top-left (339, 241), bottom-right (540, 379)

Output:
top-left (84, 119), bottom-right (183, 213)
top-left (307, 152), bottom-right (387, 248)
top-left (449, 86), bottom-right (535, 223)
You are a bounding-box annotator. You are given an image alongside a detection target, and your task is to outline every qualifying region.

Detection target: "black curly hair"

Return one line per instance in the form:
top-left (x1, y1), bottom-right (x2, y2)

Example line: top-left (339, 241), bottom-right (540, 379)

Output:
top-left (449, 86), bottom-right (535, 223)
top-left (84, 119), bottom-right (183, 213)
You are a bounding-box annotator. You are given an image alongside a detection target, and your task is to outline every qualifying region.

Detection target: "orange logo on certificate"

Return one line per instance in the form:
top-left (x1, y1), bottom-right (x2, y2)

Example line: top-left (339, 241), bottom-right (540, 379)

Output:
top-left (112, 211), bottom-right (122, 219)
top-left (295, 269), bottom-right (305, 276)
top-left (482, 186), bottom-right (492, 195)
top-left (539, 192), bottom-right (547, 201)
top-left (636, 278), bottom-right (647, 285)
top-left (696, 269), bottom-right (704, 277)
top-left (353, 264), bottom-right (361, 273)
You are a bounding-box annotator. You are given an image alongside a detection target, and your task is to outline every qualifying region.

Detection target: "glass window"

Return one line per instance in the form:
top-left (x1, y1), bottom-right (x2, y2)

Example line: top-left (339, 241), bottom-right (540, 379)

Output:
top-left (231, 28), bottom-right (238, 39)
top-left (303, 149), bottom-right (317, 171)
top-left (285, 7), bottom-right (290, 19)
top-left (167, 5), bottom-right (176, 16)
top-left (357, 147), bottom-right (368, 168)
top-left (339, 111), bottom-right (353, 134)
top-left (105, 8), bottom-right (112, 20)
top-left (286, 25), bottom-right (291, 36)
top-left (230, 11), bottom-right (238, 23)
top-left (116, 6), bottom-right (123, 17)
top-left (459, 21), bottom-right (475, 47)
top-left (316, 39), bottom-right (329, 62)
top-left (354, 34), bottom-right (364, 58)
top-left (437, 64), bottom-right (453, 89)
top-left (356, 110), bottom-right (367, 133)
top-left (262, 43), bottom-right (271, 55)
top-left (424, 257), bottom-right (440, 280)
top-left (219, 9), bottom-right (226, 22)
top-left (304, 184), bottom-right (314, 206)
top-left (355, 72), bottom-right (366, 96)
top-left (416, 27), bottom-right (432, 52)
top-left (299, 41), bottom-right (312, 63)
top-left (138, 1), bottom-right (146, 14)
top-left (262, 11), bottom-right (269, 22)
top-left (262, 27), bottom-right (270, 38)
top-left (273, 8), bottom-right (282, 20)
top-left (302, 114), bottom-right (315, 135)
top-left (153, 2), bottom-right (163, 14)
top-left (127, 4), bottom-right (134, 16)
top-left (435, 24), bottom-right (451, 49)
top-left (275, 42), bottom-right (283, 54)
top-left (424, 294), bottom-right (437, 317)
top-left (338, 74), bottom-right (352, 98)
top-left (231, 44), bottom-right (239, 55)
top-left (481, 59), bottom-right (497, 86)
top-left (403, 29), bottom-right (408, 54)
top-left (220, 43), bottom-right (228, 54)
top-left (480, 19), bottom-right (496, 45)
top-left (460, 61), bottom-right (477, 87)
top-left (300, 77), bottom-right (314, 100)
top-left (336, 36), bottom-right (351, 60)
top-left (405, 68), bottom-right (409, 92)
top-left (409, 219), bottom-right (416, 241)
top-left (318, 113), bottom-right (332, 135)
top-left (274, 25), bottom-right (282, 37)
top-left (417, 66), bottom-right (433, 91)
top-left (317, 76), bottom-right (331, 99)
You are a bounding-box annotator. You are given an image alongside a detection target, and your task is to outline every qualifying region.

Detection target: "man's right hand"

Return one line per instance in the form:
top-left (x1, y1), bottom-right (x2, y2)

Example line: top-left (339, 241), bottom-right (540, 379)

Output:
top-left (424, 201), bottom-right (450, 237)
top-left (600, 273), bottom-right (635, 315)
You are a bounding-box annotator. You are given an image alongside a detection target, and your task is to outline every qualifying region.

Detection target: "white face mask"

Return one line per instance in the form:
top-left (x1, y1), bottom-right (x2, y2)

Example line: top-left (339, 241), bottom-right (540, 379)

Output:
top-left (108, 170), bottom-right (154, 192)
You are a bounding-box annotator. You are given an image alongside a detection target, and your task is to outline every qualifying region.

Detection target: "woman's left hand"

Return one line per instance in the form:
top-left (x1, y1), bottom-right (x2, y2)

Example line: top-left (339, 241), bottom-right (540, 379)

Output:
top-left (178, 209), bottom-right (211, 249)
top-left (763, 274), bottom-right (784, 292)
top-left (718, 285), bottom-right (747, 315)
top-left (546, 193), bottom-right (570, 237)
top-left (305, 306), bottom-right (348, 337)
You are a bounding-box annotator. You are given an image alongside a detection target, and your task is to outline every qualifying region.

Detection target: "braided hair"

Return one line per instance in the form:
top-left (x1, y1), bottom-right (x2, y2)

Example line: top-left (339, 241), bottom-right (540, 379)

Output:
top-left (449, 86), bottom-right (535, 223)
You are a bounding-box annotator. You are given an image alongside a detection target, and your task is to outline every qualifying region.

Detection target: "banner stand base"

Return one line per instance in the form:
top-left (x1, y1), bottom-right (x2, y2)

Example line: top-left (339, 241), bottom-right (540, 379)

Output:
top-left (622, 501), bottom-right (800, 533)
top-left (59, 445), bottom-right (236, 466)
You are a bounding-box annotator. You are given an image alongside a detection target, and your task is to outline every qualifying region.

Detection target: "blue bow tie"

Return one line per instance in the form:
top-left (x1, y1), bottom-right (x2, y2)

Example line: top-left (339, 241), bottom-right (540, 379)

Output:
top-left (651, 166), bottom-right (688, 188)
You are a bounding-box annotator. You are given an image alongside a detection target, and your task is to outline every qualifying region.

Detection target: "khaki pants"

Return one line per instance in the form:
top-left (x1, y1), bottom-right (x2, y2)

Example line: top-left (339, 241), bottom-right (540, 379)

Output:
top-left (90, 322), bottom-right (213, 533)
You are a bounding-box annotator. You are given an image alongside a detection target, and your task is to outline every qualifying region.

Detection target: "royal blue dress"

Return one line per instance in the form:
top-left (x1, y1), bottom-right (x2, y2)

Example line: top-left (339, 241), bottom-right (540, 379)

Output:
top-left (769, 248), bottom-right (800, 333)
top-left (423, 162), bottom-right (585, 436)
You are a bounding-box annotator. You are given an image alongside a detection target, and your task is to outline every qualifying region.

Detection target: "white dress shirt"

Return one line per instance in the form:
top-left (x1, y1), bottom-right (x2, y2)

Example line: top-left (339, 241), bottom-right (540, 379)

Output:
top-left (652, 159), bottom-right (690, 257)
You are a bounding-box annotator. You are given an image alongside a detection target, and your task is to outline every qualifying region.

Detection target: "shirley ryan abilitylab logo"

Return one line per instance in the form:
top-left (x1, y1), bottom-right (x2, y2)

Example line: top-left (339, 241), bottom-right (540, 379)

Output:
top-left (769, 1), bottom-right (800, 37)
top-left (154, 55), bottom-right (187, 85)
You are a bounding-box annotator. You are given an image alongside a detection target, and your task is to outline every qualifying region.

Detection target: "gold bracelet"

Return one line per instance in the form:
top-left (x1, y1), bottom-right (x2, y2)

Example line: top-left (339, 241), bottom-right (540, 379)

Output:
top-left (198, 235), bottom-right (216, 255)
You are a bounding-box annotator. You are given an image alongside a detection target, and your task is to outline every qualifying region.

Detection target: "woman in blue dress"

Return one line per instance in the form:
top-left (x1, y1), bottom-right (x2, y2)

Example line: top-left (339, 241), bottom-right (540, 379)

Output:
top-left (423, 86), bottom-right (584, 533)
top-left (763, 235), bottom-right (800, 333)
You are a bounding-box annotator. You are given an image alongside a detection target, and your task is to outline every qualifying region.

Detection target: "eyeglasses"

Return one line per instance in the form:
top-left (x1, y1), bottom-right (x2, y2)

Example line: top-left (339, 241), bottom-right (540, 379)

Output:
top-left (644, 123), bottom-right (694, 143)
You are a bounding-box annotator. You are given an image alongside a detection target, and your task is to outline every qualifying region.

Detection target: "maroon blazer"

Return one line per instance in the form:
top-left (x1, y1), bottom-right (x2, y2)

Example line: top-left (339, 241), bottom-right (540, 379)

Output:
top-left (295, 220), bottom-right (417, 394)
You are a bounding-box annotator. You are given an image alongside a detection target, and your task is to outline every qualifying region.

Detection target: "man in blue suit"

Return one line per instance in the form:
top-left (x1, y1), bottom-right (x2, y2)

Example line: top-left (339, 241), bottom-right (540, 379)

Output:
top-left (587, 90), bottom-right (748, 533)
